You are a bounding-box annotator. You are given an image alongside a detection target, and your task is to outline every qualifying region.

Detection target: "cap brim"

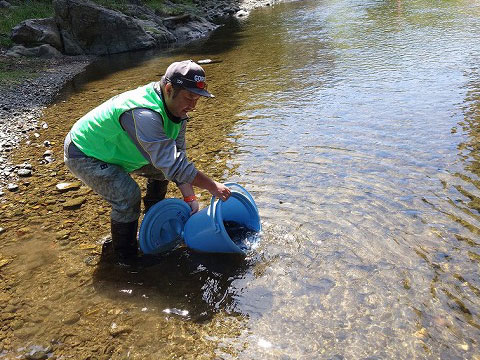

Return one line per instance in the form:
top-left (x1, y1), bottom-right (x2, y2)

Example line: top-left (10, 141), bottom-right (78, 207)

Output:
top-left (186, 87), bottom-right (215, 98)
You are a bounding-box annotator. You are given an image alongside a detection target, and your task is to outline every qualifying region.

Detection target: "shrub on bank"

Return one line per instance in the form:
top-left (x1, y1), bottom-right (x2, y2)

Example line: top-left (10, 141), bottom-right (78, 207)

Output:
top-left (0, 0), bottom-right (53, 48)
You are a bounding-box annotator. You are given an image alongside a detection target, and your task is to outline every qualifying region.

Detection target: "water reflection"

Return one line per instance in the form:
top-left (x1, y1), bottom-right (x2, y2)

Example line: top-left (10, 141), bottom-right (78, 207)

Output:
top-left (56, 18), bottom-right (248, 103)
top-left (92, 248), bottom-right (264, 321)
top-left (462, 67), bottom-right (480, 179)
top-left (3, 0), bottom-right (480, 358)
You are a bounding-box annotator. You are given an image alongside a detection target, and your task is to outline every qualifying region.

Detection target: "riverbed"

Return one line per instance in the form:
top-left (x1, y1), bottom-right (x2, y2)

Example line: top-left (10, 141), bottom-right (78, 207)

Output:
top-left (1, 0), bottom-right (479, 359)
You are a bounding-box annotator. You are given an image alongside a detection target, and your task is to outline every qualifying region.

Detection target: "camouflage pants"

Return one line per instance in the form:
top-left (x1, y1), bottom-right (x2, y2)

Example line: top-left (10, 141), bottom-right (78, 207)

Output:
top-left (64, 154), bottom-right (168, 223)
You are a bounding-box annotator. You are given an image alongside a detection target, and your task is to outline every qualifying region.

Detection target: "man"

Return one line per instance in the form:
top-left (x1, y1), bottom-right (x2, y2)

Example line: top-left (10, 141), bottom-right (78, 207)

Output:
top-left (64, 60), bottom-right (231, 261)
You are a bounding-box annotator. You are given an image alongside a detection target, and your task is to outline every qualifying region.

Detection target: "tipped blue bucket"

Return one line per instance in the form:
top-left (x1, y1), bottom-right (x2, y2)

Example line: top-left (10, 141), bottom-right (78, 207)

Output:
top-left (138, 183), bottom-right (261, 254)
top-left (183, 183), bottom-right (261, 254)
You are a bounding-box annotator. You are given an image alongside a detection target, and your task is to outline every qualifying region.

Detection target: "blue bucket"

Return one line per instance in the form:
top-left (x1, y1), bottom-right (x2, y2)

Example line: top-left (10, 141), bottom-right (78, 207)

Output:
top-left (183, 183), bottom-right (261, 254)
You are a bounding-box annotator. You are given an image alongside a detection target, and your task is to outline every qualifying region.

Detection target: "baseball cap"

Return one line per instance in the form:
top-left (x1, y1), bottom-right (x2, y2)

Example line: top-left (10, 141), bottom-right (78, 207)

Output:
top-left (164, 60), bottom-right (214, 98)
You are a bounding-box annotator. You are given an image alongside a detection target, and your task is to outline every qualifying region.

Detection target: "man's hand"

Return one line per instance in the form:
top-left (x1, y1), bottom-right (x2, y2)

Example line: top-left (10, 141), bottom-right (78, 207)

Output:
top-left (211, 182), bottom-right (231, 202)
top-left (177, 183), bottom-right (199, 214)
top-left (190, 171), bottom-right (232, 202)
top-left (187, 199), bottom-right (199, 215)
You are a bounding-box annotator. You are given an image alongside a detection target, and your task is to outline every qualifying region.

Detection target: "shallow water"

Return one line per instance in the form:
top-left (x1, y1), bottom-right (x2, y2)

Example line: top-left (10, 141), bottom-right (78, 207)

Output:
top-left (1, 0), bottom-right (480, 359)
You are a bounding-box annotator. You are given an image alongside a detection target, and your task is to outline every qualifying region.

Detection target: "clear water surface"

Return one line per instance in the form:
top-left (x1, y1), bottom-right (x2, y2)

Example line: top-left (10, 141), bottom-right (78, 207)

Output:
top-left (3, 0), bottom-right (480, 359)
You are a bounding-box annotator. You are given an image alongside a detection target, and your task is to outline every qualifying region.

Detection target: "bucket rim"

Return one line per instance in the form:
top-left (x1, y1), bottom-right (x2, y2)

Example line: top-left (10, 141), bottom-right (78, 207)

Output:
top-left (139, 198), bottom-right (191, 254)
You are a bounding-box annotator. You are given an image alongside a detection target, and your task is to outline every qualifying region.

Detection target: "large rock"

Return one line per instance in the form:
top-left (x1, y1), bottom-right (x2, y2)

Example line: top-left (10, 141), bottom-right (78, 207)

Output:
top-left (168, 17), bottom-right (217, 41)
top-left (123, 4), bottom-right (217, 43)
top-left (135, 19), bottom-right (176, 44)
top-left (6, 44), bottom-right (63, 58)
top-left (120, 4), bottom-right (176, 43)
top-left (53, 0), bottom-right (158, 55)
top-left (11, 18), bottom-right (62, 50)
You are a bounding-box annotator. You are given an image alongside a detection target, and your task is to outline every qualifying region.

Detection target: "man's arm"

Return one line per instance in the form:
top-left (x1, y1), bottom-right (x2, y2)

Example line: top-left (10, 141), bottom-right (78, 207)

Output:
top-left (121, 108), bottom-right (197, 184)
top-left (121, 108), bottom-right (231, 202)
top-left (190, 171), bottom-right (231, 201)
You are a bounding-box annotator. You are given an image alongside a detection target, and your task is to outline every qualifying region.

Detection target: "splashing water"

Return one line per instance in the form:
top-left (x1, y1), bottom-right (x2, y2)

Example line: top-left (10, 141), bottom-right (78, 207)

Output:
top-left (223, 221), bottom-right (260, 252)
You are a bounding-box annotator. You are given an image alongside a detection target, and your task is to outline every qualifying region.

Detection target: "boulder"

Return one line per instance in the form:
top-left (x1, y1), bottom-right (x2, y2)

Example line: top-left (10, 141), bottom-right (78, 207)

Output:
top-left (120, 3), bottom-right (176, 43)
top-left (169, 17), bottom-right (218, 41)
top-left (0, 1), bottom-right (11, 8)
top-left (11, 18), bottom-right (62, 50)
top-left (6, 44), bottom-right (63, 58)
top-left (135, 19), bottom-right (175, 44)
top-left (53, 0), bottom-right (158, 55)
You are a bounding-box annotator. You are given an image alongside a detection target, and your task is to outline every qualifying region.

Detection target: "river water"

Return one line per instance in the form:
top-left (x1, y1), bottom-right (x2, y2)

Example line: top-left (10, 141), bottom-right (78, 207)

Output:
top-left (1, 0), bottom-right (480, 359)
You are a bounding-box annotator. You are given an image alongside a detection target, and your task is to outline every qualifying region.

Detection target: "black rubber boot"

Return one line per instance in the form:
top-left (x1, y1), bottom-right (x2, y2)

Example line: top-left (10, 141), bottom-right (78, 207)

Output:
top-left (143, 179), bottom-right (169, 213)
top-left (105, 219), bottom-right (139, 264)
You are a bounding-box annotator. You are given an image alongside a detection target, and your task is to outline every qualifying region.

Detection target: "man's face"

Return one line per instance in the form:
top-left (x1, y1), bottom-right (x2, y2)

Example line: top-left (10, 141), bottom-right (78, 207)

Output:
top-left (164, 84), bottom-right (201, 118)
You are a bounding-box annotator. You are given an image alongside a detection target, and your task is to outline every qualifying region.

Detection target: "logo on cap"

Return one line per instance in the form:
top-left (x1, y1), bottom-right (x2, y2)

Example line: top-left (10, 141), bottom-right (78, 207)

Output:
top-left (164, 60), bottom-right (214, 98)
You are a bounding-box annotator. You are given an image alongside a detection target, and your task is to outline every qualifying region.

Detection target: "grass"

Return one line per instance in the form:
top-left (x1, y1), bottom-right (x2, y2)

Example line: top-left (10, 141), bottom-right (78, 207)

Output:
top-left (92, 0), bottom-right (131, 12)
top-left (0, 1), bottom-right (53, 48)
top-left (93, 0), bottom-right (198, 16)
top-left (0, 58), bottom-right (41, 86)
top-left (144, 0), bottom-right (197, 16)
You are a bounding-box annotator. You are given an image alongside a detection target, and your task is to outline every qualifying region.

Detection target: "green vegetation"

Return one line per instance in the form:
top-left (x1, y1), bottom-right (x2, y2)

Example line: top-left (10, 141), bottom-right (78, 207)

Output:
top-left (93, 0), bottom-right (198, 16)
top-left (92, 0), bottom-right (131, 12)
top-left (0, 0), bottom-right (53, 48)
top-left (0, 58), bottom-right (41, 86)
top-left (144, 0), bottom-right (197, 16)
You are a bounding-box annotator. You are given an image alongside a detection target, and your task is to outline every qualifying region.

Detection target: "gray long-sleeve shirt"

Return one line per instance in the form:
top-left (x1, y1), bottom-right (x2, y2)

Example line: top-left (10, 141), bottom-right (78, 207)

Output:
top-left (118, 107), bottom-right (197, 184)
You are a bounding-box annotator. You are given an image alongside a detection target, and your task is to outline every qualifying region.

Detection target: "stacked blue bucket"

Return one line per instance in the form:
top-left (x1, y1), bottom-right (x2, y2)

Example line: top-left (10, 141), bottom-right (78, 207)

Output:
top-left (139, 183), bottom-right (261, 254)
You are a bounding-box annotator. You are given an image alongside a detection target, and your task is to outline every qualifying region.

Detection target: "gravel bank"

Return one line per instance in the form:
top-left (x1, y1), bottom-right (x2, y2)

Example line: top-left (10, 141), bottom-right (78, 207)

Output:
top-left (0, 54), bottom-right (93, 190)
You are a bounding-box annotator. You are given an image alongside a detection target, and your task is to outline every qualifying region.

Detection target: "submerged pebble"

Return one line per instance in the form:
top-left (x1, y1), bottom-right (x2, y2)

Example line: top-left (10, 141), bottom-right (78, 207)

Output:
top-left (7, 183), bottom-right (18, 192)
top-left (62, 313), bottom-right (80, 325)
top-left (109, 323), bottom-right (132, 337)
top-left (17, 168), bottom-right (32, 177)
top-left (24, 345), bottom-right (52, 360)
top-left (25, 351), bottom-right (48, 360)
top-left (63, 196), bottom-right (86, 210)
top-left (163, 308), bottom-right (189, 317)
top-left (55, 181), bottom-right (81, 192)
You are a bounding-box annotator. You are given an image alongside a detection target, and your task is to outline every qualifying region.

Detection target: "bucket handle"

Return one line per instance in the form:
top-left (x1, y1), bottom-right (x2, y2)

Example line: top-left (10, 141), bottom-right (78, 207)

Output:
top-left (225, 182), bottom-right (258, 211)
top-left (209, 183), bottom-right (255, 234)
top-left (209, 195), bottom-right (222, 233)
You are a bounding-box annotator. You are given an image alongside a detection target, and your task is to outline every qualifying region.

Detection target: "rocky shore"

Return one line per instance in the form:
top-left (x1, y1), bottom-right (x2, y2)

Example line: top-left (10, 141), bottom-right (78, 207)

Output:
top-left (0, 55), bottom-right (93, 191)
top-left (0, 0), bottom-right (288, 191)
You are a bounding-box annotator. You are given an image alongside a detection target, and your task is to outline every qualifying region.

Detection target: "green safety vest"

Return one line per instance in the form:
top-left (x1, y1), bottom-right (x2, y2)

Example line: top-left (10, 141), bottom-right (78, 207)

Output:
top-left (70, 82), bottom-right (181, 172)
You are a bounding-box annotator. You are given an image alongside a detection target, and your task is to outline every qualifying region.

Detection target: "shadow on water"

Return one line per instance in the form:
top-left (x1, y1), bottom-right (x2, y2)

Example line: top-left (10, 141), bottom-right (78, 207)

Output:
top-left (172, 18), bottom-right (249, 57)
top-left (55, 17), bottom-right (247, 103)
top-left (92, 247), bottom-right (261, 322)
